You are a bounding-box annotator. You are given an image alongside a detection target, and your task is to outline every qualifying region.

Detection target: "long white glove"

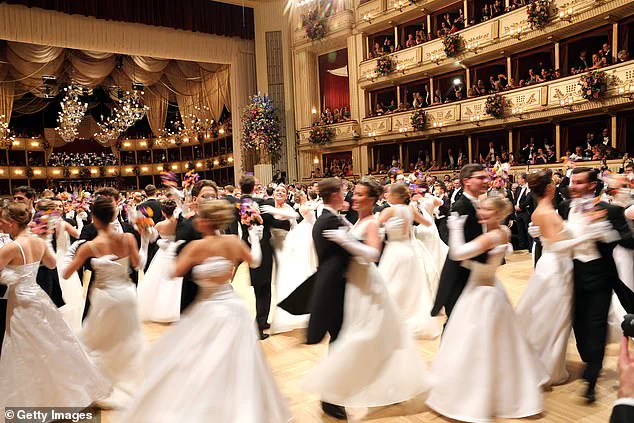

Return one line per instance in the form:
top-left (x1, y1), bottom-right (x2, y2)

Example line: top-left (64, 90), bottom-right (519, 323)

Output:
top-left (448, 212), bottom-right (487, 261)
top-left (75, 214), bottom-right (84, 232)
top-left (164, 240), bottom-right (186, 279)
top-left (260, 205), bottom-right (297, 220)
top-left (63, 239), bottom-right (87, 272)
top-left (134, 233), bottom-right (150, 271)
top-left (192, 257), bottom-right (233, 280)
top-left (528, 222), bottom-right (541, 238)
top-left (323, 228), bottom-right (380, 264)
top-left (248, 225), bottom-right (263, 268)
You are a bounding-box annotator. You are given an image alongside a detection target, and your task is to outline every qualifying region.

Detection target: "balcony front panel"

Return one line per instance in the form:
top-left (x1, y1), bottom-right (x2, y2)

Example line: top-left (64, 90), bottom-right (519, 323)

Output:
top-left (504, 86), bottom-right (547, 113)
top-left (361, 116), bottom-right (392, 136)
top-left (497, 7), bottom-right (530, 41)
top-left (294, 10), bottom-right (355, 47)
top-left (461, 21), bottom-right (498, 51)
top-left (298, 121), bottom-right (361, 146)
top-left (357, 0), bottom-right (385, 23)
top-left (460, 98), bottom-right (492, 124)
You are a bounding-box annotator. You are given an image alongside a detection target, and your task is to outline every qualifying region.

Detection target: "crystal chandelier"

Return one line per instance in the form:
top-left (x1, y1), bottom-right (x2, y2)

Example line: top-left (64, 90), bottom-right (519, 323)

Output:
top-left (94, 89), bottom-right (149, 143)
top-left (0, 114), bottom-right (14, 147)
top-left (56, 83), bottom-right (89, 143)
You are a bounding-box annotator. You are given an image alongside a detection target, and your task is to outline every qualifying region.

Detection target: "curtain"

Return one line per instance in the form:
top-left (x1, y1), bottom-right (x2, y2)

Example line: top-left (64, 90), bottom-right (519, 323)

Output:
top-left (145, 83), bottom-right (169, 137)
top-left (322, 73), bottom-right (350, 110)
top-left (617, 115), bottom-right (627, 155)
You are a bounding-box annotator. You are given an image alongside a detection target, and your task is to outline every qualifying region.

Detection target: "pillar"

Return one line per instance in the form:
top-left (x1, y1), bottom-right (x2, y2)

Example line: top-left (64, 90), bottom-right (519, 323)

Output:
top-left (427, 15), bottom-right (432, 37)
top-left (508, 129), bottom-right (513, 153)
top-left (506, 56), bottom-right (512, 81)
top-left (432, 140), bottom-right (436, 162)
top-left (399, 143), bottom-right (404, 166)
top-left (293, 50), bottom-right (320, 129)
top-left (611, 115), bottom-right (617, 149)
top-left (463, 0), bottom-right (469, 27)
top-left (554, 42), bottom-right (560, 72)
top-left (348, 35), bottom-right (361, 122)
top-left (394, 26), bottom-right (399, 48)
top-left (555, 123), bottom-right (561, 159)
top-left (360, 144), bottom-right (369, 176)
top-left (430, 77), bottom-right (435, 101)
top-left (465, 66), bottom-right (471, 92)
top-left (467, 135), bottom-right (473, 163)
top-left (612, 23), bottom-right (618, 65)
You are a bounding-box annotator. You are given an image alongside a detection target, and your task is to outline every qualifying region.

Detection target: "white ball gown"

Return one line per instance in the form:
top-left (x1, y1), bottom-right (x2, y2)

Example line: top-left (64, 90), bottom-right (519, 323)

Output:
top-left (55, 222), bottom-right (85, 332)
top-left (378, 204), bottom-right (442, 339)
top-left (427, 243), bottom-right (547, 423)
top-left (608, 244), bottom-right (634, 343)
top-left (303, 218), bottom-right (429, 408)
top-left (413, 198), bottom-right (448, 295)
top-left (271, 205), bottom-right (316, 334)
top-left (119, 266), bottom-right (292, 422)
top-left (515, 227), bottom-right (575, 385)
top-left (80, 252), bottom-right (144, 409)
top-left (0, 241), bottom-right (110, 412)
top-left (137, 236), bottom-right (183, 323)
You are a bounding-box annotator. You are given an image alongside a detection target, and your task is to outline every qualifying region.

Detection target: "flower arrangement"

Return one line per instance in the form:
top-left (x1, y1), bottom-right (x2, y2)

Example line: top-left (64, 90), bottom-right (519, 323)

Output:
top-left (526, 0), bottom-right (551, 29)
top-left (301, 9), bottom-right (327, 41)
top-left (182, 170), bottom-right (200, 189)
top-left (578, 70), bottom-right (607, 101)
top-left (485, 93), bottom-right (507, 118)
top-left (237, 198), bottom-right (263, 227)
top-left (308, 125), bottom-right (335, 145)
top-left (160, 171), bottom-right (179, 187)
top-left (132, 166), bottom-right (140, 176)
top-left (63, 168), bottom-right (71, 178)
top-left (443, 34), bottom-right (461, 58)
top-left (79, 167), bottom-right (91, 179)
top-left (410, 109), bottom-right (426, 131)
top-left (376, 55), bottom-right (395, 77)
top-left (241, 93), bottom-right (282, 163)
top-left (25, 167), bottom-right (33, 179)
top-left (134, 206), bottom-right (155, 233)
top-left (28, 209), bottom-right (59, 236)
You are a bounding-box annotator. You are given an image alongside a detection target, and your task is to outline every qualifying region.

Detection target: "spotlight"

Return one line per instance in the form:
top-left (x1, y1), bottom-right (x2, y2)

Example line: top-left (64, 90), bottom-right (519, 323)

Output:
top-left (453, 78), bottom-right (462, 86)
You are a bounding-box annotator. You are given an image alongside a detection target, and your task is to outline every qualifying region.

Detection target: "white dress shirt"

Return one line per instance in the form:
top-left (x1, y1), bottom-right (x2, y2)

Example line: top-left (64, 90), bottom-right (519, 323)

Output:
top-left (567, 198), bottom-right (601, 262)
top-left (516, 184), bottom-right (528, 207)
top-left (462, 191), bottom-right (487, 233)
top-left (450, 188), bottom-right (462, 205)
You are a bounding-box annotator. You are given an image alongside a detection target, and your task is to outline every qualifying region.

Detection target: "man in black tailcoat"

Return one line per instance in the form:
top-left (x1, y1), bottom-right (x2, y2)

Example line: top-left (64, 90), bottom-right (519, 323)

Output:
top-left (222, 184), bottom-right (239, 235)
top-left (431, 164), bottom-right (490, 320)
top-left (558, 167), bottom-right (634, 402)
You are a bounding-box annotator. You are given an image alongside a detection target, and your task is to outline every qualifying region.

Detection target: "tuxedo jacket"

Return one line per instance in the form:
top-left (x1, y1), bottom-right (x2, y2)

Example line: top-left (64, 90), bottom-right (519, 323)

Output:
top-left (610, 404), bottom-right (634, 423)
top-left (223, 194), bottom-right (239, 235)
top-left (175, 215), bottom-right (203, 312)
top-left (343, 190), bottom-right (359, 224)
top-left (514, 186), bottom-right (532, 213)
top-left (431, 195), bottom-right (487, 316)
top-left (559, 200), bottom-right (634, 312)
top-left (449, 188), bottom-right (463, 205)
top-left (306, 208), bottom-right (351, 344)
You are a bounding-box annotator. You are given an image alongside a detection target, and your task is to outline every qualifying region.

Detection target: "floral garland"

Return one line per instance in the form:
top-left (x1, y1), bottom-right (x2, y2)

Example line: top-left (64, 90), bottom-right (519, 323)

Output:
top-left (301, 9), bottom-right (327, 41)
top-left (485, 93), bottom-right (507, 118)
top-left (443, 34), bottom-right (461, 58)
top-left (308, 125), bottom-right (335, 145)
top-left (25, 167), bottom-right (34, 179)
top-left (526, 0), bottom-right (551, 30)
top-left (241, 93), bottom-right (282, 162)
top-left (578, 70), bottom-right (607, 101)
top-left (410, 109), bottom-right (426, 131)
top-left (376, 55), bottom-right (395, 77)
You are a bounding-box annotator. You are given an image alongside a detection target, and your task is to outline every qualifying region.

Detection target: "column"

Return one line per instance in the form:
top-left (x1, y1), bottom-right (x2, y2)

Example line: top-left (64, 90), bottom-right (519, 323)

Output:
top-left (430, 77), bottom-right (435, 101)
top-left (613, 24), bottom-right (619, 65)
top-left (505, 0), bottom-right (509, 8)
top-left (463, 0), bottom-right (469, 28)
top-left (293, 50), bottom-right (320, 129)
top-left (467, 135), bottom-right (473, 163)
top-left (611, 115), bottom-right (617, 148)
top-left (508, 129), bottom-right (513, 153)
top-left (348, 35), bottom-right (361, 122)
top-left (360, 144), bottom-right (369, 176)
top-left (427, 15), bottom-right (432, 37)
top-left (396, 85), bottom-right (401, 106)
top-left (436, 140), bottom-right (442, 163)
top-left (399, 143), bottom-right (404, 166)
top-left (465, 67), bottom-right (471, 93)
top-left (431, 140), bottom-right (436, 161)
top-left (506, 56), bottom-right (512, 81)
top-left (554, 42), bottom-right (560, 72)
top-left (555, 123), bottom-right (561, 159)
top-left (394, 26), bottom-right (399, 48)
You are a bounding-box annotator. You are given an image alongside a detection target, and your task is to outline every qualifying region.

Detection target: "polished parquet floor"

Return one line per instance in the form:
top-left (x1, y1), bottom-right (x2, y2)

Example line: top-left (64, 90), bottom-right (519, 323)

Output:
top-left (104, 251), bottom-right (618, 422)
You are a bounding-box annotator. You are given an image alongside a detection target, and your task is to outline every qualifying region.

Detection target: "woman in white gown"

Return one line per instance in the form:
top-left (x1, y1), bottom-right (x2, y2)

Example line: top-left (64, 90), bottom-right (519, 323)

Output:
top-left (427, 195), bottom-right (548, 423)
top-left (378, 183), bottom-right (442, 339)
top-left (64, 196), bottom-right (146, 409)
top-left (516, 170), bottom-right (606, 385)
top-left (304, 178), bottom-right (428, 409)
top-left (269, 190), bottom-right (316, 334)
top-left (52, 199), bottom-right (84, 333)
top-left (119, 199), bottom-right (292, 423)
top-left (137, 199), bottom-right (183, 323)
top-left (0, 202), bottom-right (109, 412)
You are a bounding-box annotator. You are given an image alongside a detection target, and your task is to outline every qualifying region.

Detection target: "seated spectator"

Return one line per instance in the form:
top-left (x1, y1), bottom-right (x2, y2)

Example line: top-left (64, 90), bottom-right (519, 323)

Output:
top-left (533, 148), bottom-right (548, 164)
top-left (371, 42), bottom-right (382, 58)
top-left (618, 50), bottom-right (630, 63)
top-left (383, 38), bottom-right (394, 54)
top-left (601, 42), bottom-right (613, 65)
top-left (574, 50), bottom-right (590, 72)
top-left (406, 34), bottom-right (416, 48)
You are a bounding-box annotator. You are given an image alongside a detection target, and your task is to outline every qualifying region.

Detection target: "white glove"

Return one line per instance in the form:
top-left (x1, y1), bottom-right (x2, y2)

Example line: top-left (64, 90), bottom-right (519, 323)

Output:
top-left (247, 226), bottom-right (263, 268)
top-left (63, 239), bottom-right (86, 271)
top-left (447, 212), bottom-right (468, 232)
top-left (192, 257), bottom-right (233, 280)
top-left (164, 240), bottom-right (185, 278)
top-left (528, 222), bottom-right (542, 238)
top-left (260, 205), bottom-right (297, 220)
top-left (323, 228), bottom-right (380, 263)
top-left (448, 212), bottom-right (487, 261)
top-left (77, 211), bottom-right (87, 221)
top-left (248, 225), bottom-right (264, 242)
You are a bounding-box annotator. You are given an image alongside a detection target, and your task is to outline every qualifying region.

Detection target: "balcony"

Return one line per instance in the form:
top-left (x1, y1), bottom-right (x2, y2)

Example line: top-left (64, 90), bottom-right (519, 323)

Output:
top-left (293, 9), bottom-right (355, 50)
top-left (361, 60), bottom-right (634, 139)
top-left (298, 120), bottom-right (361, 147)
top-left (357, 0), bottom-right (634, 88)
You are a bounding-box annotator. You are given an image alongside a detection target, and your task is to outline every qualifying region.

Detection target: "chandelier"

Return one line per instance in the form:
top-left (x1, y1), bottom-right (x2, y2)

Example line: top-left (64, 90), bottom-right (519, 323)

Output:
top-left (56, 83), bottom-right (89, 143)
top-left (0, 114), bottom-right (14, 147)
top-left (94, 89), bottom-right (149, 143)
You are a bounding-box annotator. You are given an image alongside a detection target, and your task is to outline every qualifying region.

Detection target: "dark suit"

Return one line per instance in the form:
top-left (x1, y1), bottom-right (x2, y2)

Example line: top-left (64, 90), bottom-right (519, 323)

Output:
top-left (559, 200), bottom-right (634, 385)
top-left (435, 195), bottom-right (450, 244)
top-left (79, 222), bottom-right (141, 320)
top-left (432, 194), bottom-right (487, 318)
top-left (239, 195), bottom-right (291, 331)
top-left (306, 208), bottom-right (351, 344)
top-left (514, 185), bottom-right (532, 249)
top-left (610, 404), bottom-right (634, 423)
top-left (175, 215), bottom-right (202, 312)
top-left (448, 188), bottom-right (463, 205)
top-left (343, 190), bottom-right (358, 225)
top-left (224, 194), bottom-right (239, 235)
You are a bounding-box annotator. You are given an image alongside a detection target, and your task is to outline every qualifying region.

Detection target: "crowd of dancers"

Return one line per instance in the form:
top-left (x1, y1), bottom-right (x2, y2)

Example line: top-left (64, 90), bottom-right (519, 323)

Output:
top-left (0, 163), bottom-right (632, 422)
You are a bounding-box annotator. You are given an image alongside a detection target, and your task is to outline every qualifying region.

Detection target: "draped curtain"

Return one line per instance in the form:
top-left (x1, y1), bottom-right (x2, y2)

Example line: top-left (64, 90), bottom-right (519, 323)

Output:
top-left (322, 73), bottom-right (350, 111)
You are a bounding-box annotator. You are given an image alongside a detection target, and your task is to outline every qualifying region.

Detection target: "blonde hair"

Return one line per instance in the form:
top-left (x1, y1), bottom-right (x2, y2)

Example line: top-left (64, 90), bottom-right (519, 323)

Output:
top-left (389, 182), bottom-right (409, 203)
top-left (35, 198), bottom-right (56, 212)
top-left (2, 202), bottom-right (32, 227)
top-left (482, 194), bottom-right (513, 219)
top-left (197, 199), bottom-right (234, 229)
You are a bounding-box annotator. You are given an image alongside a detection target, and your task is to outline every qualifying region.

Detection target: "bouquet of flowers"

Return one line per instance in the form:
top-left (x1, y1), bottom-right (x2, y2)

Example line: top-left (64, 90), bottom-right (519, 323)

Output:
top-left (301, 9), bottom-right (327, 41)
top-left (28, 209), bottom-right (59, 236)
top-left (182, 170), bottom-right (200, 190)
top-left (237, 198), bottom-right (263, 227)
top-left (134, 206), bottom-right (155, 232)
top-left (241, 93), bottom-right (282, 162)
top-left (485, 93), bottom-right (507, 118)
top-left (160, 171), bottom-right (179, 188)
top-left (308, 126), bottom-right (335, 145)
top-left (410, 109), bottom-right (426, 131)
top-left (376, 55), bottom-right (395, 77)
top-left (526, 0), bottom-right (551, 29)
top-left (578, 70), bottom-right (607, 101)
top-left (443, 34), bottom-right (461, 58)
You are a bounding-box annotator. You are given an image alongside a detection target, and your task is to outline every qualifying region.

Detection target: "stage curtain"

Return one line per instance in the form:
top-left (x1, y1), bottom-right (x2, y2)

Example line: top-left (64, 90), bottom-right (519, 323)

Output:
top-left (68, 51), bottom-right (116, 88)
top-left (145, 83), bottom-right (169, 137)
top-left (322, 73), bottom-right (349, 110)
top-left (0, 66), bottom-right (14, 122)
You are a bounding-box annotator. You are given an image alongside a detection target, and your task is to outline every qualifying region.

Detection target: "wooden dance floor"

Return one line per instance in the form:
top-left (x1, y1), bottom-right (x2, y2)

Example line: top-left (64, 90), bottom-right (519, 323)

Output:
top-left (104, 251), bottom-right (618, 422)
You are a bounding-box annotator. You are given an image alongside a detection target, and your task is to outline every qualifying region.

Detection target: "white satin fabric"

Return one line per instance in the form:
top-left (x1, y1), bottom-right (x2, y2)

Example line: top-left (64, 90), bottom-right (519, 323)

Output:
top-left (0, 261), bottom-right (110, 412)
top-left (303, 218), bottom-right (429, 408)
top-left (414, 202), bottom-right (448, 295)
top-left (55, 227), bottom-right (84, 333)
top-left (120, 281), bottom-right (292, 422)
top-left (427, 244), bottom-right (547, 422)
top-left (80, 255), bottom-right (144, 409)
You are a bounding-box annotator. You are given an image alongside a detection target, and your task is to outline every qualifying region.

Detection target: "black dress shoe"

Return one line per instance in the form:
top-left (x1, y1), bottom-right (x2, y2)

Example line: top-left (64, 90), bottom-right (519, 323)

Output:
top-left (583, 382), bottom-right (596, 404)
top-left (321, 401), bottom-right (347, 420)
top-left (259, 331), bottom-right (270, 341)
